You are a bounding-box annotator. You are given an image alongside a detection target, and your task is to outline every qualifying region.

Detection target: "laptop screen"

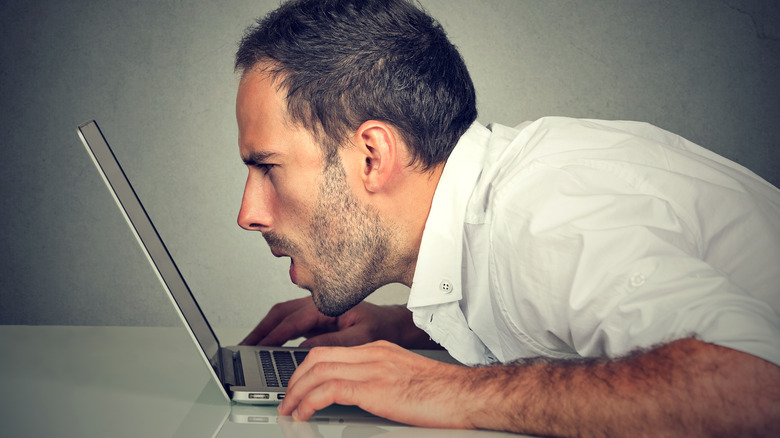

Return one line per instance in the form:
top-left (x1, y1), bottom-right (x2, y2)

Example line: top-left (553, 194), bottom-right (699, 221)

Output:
top-left (77, 120), bottom-right (221, 363)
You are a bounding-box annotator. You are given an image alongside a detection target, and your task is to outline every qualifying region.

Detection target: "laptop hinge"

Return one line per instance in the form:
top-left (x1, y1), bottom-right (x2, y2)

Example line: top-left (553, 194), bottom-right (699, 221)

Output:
top-left (219, 348), bottom-right (245, 388)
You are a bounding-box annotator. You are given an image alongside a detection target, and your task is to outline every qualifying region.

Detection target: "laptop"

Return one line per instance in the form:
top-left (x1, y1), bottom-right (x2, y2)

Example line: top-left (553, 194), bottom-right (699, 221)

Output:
top-left (76, 120), bottom-right (456, 405)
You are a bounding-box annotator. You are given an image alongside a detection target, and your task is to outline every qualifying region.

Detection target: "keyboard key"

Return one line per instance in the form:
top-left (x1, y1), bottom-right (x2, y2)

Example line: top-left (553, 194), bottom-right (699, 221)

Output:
top-left (294, 351), bottom-right (308, 366)
top-left (273, 351), bottom-right (296, 387)
top-left (259, 351), bottom-right (279, 387)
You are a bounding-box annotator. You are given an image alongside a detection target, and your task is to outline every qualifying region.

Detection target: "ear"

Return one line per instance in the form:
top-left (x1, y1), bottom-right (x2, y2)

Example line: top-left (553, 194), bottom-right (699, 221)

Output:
top-left (353, 120), bottom-right (400, 193)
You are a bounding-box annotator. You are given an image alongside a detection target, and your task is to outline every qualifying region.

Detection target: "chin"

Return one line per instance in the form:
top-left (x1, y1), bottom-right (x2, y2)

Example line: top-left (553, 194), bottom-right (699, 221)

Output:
top-left (310, 288), bottom-right (366, 318)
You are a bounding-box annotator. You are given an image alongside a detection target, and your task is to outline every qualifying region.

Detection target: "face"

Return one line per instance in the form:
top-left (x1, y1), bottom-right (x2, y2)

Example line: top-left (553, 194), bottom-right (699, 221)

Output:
top-left (236, 70), bottom-right (395, 316)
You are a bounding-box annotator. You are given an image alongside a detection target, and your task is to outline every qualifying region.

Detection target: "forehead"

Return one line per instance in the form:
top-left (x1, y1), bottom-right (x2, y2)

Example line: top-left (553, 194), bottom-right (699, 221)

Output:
top-left (236, 70), bottom-right (289, 136)
top-left (236, 70), bottom-right (323, 163)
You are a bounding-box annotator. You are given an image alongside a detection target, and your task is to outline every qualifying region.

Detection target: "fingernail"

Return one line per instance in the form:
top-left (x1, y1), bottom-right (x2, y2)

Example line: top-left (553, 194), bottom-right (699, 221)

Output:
top-left (292, 409), bottom-right (299, 420)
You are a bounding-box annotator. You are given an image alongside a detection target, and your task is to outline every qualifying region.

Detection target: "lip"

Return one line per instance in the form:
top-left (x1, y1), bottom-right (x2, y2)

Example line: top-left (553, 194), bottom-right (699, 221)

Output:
top-left (289, 260), bottom-right (297, 285)
top-left (269, 248), bottom-right (288, 258)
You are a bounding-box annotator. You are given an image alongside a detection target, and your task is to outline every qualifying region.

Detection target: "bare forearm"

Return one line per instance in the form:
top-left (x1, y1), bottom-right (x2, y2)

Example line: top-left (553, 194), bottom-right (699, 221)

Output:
top-left (466, 339), bottom-right (780, 437)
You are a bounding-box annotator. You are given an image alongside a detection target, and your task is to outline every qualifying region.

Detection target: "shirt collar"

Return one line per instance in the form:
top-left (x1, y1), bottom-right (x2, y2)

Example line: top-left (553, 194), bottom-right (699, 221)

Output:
top-left (407, 122), bottom-right (490, 308)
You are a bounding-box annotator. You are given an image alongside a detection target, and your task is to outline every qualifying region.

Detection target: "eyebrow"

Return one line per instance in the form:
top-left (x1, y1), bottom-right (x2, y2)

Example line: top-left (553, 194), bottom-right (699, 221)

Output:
top-left (242, 151), bottom-right (278, 166)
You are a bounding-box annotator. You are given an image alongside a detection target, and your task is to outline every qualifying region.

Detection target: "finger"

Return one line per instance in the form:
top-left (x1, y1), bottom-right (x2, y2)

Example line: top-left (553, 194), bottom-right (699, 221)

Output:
top-left (299, 325), bottom-right (376, 348)
top-left (291, 378), bottom-right (361, 422)
top-left (280, 361), bottom-right (383, 418)
top-left (287, 342), bottom-right (404, 388)
top-left (256, 309), bottom-right (332, 346)
top-left (240, 297), bottom-right (310, 345)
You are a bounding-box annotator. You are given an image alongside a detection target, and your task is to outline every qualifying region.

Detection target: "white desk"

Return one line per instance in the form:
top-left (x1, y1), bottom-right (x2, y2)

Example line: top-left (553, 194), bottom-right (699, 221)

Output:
top-left (0, 326), bottom-right (528, 437)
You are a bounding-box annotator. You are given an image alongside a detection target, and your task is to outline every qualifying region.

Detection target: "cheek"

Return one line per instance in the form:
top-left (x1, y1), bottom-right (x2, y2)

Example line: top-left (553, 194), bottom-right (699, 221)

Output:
top-left (272, 176), bottom-right (319, 231)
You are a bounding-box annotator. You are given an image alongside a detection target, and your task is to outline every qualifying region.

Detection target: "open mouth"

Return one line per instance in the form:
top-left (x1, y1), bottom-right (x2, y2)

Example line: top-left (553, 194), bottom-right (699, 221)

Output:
top-left (269, 248), bottom-right (298, 285)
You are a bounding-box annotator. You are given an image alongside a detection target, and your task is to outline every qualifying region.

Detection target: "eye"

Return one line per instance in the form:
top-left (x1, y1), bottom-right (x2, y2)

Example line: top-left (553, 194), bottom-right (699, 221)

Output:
top-left (255, 163), bottom-right (276, 175)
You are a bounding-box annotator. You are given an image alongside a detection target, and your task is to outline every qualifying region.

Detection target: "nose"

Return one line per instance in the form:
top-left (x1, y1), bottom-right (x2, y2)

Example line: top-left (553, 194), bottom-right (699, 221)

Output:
top-left (237, 172), bottom-right (273, 231)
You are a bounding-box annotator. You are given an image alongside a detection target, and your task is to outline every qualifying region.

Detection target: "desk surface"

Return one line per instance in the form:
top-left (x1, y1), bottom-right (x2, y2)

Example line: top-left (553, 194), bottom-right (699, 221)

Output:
top-left (0, 325), bottom-right (527, 438)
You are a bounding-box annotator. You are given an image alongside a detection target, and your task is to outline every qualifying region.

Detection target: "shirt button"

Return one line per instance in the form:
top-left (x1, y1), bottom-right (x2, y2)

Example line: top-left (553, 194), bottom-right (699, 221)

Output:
top-left (629, 273), bottom-right (646, 288)
top-left (439, 280), bottom-right (453, 294)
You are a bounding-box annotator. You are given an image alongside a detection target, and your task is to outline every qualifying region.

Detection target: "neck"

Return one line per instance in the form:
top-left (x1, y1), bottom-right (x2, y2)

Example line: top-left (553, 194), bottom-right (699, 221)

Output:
top-left (392, 163), bottom-right (445, 287)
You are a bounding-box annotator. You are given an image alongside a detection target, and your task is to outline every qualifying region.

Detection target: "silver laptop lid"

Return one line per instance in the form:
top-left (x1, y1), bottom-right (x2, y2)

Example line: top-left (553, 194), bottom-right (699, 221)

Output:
top-left (77, 120), bottom-right (224, 383)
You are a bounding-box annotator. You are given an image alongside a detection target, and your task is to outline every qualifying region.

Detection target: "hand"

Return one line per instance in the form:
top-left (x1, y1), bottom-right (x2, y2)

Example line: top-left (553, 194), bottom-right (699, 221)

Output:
top-left (240, 296), bottom-right (436, 348)
top-left (278, 341), bottom-right (477, 429)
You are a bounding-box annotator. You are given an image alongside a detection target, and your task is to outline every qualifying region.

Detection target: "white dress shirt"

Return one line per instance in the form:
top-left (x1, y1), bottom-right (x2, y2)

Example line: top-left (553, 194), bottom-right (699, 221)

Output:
top-left (408, 117), bottom-right (780, 367)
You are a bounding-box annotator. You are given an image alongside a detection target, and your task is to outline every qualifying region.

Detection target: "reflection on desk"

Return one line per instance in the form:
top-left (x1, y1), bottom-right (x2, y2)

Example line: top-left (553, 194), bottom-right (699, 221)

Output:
top-left (0, 326), bottom-right (529, 438)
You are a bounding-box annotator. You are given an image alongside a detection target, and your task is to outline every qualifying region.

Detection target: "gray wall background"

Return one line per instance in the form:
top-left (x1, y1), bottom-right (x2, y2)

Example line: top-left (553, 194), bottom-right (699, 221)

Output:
top-left (2, 0), bottom-right (778, 329)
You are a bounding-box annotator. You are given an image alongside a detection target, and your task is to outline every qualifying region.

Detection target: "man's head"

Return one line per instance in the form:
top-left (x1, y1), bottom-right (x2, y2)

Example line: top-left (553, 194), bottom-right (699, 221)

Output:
top-left (234, 0), bottom-right (477, 169)
top-left (235, 0), bottom-right (476, 316)
top-left (236, 70), bottom-right (403, 317)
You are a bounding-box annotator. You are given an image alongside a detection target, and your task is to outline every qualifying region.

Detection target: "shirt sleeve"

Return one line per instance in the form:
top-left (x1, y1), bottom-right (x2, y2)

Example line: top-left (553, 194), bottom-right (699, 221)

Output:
top-left (487, 158), bottom-right (780, 366)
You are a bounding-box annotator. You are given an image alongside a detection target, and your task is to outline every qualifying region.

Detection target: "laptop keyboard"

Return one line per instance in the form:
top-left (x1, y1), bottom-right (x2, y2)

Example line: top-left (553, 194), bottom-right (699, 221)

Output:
top-left (258, 350), bottom-right (308, 388)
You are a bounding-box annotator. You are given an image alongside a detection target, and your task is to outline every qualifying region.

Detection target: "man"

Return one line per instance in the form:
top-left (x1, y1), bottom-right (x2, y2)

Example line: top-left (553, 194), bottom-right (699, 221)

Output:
top-left (234, 0), bottom-right (780, 435)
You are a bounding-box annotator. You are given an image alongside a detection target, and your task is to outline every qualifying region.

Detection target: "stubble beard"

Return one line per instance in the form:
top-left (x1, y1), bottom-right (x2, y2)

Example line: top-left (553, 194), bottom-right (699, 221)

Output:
top-left (306, 156), bottom-right (396, 317)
